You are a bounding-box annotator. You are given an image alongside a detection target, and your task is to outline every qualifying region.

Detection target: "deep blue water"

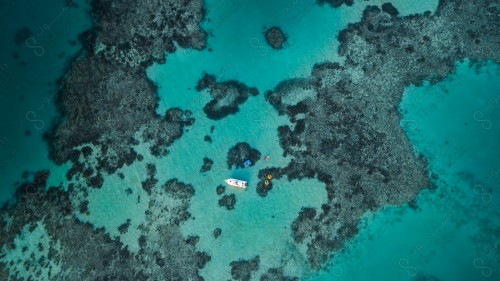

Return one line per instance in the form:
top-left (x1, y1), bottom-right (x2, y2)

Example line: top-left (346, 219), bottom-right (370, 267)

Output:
top-left (0, 0), bottom-right (91, 203)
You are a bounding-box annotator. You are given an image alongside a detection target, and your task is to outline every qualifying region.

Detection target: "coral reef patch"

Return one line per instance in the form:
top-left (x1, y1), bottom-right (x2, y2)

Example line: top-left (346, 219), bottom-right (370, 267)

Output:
top-left (227, 142), bottom-right (261, 169)
top-left (46, 0), bottom-right (205, 183)
top-left (92, 0), bottom-right (206, 68)
top-left (260, 267), bottom-right (298, 281)
top-left (218, 194), bottom-right (236, 210)
top-left (0, 174), bottom-right (210, 279)
top-left (200, 157), bottom-right (214, 173)
top-left (213, 228), bottom-right (222, 239)
top-left (229, 256), bottom-right (260, 281)
top-left (264, 26), bottom-right (287, 50)
top-left (216, 184), bottom-right (226, 195)
top-left (196, 73), bottom-right (258, 120)
top-left (118, 219), bottom-right (131, 234)
top-left (317, 0), bottom-right (354, 8)
top-left (141, 163), bottom-right (158, 194)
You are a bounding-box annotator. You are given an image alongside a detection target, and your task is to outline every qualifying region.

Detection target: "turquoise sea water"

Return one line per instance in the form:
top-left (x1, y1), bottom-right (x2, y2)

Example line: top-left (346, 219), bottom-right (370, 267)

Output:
top-left (149, 0), bottom-right (439, 112)
top-left (1, 0), bottom-right (499, 280)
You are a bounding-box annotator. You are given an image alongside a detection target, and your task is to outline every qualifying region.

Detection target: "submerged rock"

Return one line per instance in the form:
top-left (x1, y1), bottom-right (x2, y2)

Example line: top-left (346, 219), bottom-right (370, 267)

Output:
top-left (317, 0), bottom-right (354, 8)
top-left (218, 194), bottom-right (236, 210)
top-left (381, 2), bottom-right (399, 17)
top-left (230, 256), bottom-right (260, 281)
top-left (118, 219), bottom-right (131, 234)
top-left (200, 157), bottom-right (214, 173)
top-left (264, 26), bottom-right (287, 49)
top-left (86, 172), bottom-right (104, 188)
top-left (260, 267), bottom-right (298, 281)
top-left (216, 184), bottom-right (226, 195)
top-left (213, 228), bottom-right (222, 239)
top-left (256, 178), bottom-right (273, 197)
top-left (141, 163), bottom-right (158, 194)
top-left (32, 170), bottom-right (50, 189)
top-left (13, 27), bottom-right (32, 45)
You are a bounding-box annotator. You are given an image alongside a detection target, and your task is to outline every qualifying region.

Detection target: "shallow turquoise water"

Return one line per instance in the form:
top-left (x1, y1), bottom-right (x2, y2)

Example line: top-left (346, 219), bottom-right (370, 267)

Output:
top-left (148, 0), bottom-right (439, 113)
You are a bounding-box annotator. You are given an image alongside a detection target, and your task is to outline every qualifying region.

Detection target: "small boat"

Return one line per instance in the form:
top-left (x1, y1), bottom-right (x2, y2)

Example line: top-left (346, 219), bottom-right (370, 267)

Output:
top-left (263, 155), bottom-right (269, 161)
top-left (224, 178), bottom-right (247, 189)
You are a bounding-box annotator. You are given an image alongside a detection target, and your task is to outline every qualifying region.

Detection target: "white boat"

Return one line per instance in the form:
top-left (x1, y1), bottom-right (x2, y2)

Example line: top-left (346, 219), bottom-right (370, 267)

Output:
top-left (224, 178), bottom-right (247, 189)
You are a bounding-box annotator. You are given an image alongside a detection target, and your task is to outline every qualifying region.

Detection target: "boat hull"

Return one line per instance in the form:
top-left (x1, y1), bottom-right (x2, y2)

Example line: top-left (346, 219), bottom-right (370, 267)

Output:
top-left (224, 178), bottom-right (247, 189)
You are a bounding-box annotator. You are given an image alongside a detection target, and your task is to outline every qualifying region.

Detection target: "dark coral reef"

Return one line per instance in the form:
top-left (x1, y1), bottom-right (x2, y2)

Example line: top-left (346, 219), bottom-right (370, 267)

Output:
top-left (264, 26), bottom-right (287, 49)
top-left (47, 0), bottom-right (205, 182)
top-left (317, 0), bottom-right (354, 8)
top-left (213, 228), bottom-right (222, 239)
top-left (227, 142), bottom-right (261, 169)
top-left (1, 0), bottom-right (210, 279)
top-left (216, 184), bottom-right (226, 195)
top-left (263, 0), bottom-right (500, 269)
top-left (200, 157), bottom-right (214, 173)
top-left (218, 194), bottom-right (236, 210)
top-left (92, 0), bottom-right (206, 68)
top-left (260, 267), bottom-right (299, 281)
top-left (141, 163), bottom-right (158, 194)
top-left (229, 256), bottom-right (260, 281)
top-left (196, 72), bottom-right (258, 120)
top-left (0, 174), bottom-right (209, 280)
